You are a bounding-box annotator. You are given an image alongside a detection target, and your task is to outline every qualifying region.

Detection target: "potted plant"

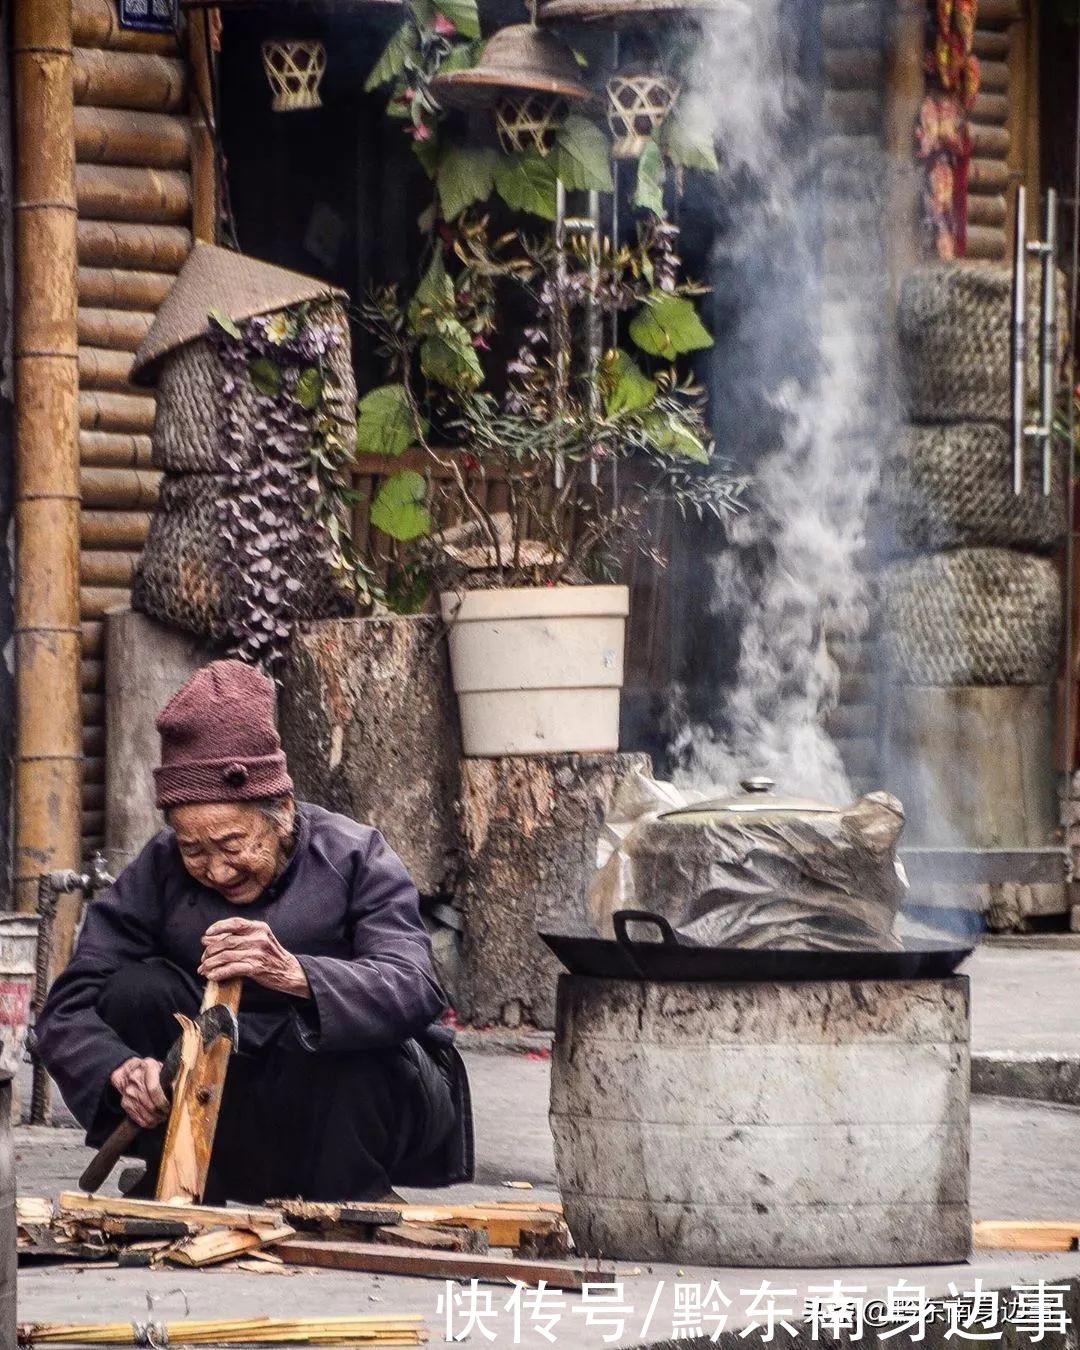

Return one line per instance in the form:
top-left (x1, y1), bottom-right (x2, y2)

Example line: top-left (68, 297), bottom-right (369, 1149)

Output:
top-left (353, 0), bottom-right (745, 756)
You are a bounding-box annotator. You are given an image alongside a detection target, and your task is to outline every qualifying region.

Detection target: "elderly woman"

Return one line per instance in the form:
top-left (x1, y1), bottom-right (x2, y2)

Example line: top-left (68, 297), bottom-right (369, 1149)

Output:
top-left (37, 659), bottom-right (472, 1203)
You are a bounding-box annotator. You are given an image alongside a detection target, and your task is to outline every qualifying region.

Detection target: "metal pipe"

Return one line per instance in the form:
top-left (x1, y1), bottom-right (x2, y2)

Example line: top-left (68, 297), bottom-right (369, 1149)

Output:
top-left (1011, 183), bottom-right (1027, 494)
top-left (1041, 187), bottom-right (1058, 496)
top-left (1062, 13), bottom-right (1080, 786)
top-left (553, 177), bottom-right (568, 491)
top-left (586, 190), bottom-right (602, 489)
top-left (13, 0), bottom-right (83, 918)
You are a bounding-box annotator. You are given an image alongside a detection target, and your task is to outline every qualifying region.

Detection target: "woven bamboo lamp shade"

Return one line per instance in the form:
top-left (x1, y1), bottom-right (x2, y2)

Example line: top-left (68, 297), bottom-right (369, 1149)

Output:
top-left (607, 69), bottom-right (679, 157)
top-left (262, 38), bottom-right (327, 109)
top-left (430, 24), bottom-right (589, 110)
top-left (182, 1), bottom-right (401, 8)
top-left (538, 0), bottom-right (747, 24)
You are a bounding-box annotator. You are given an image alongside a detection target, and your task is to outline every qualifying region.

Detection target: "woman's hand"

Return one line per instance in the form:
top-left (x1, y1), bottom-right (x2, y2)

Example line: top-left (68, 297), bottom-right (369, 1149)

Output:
top-left (110, 1057), bottom-right (170, 1129)
top-left (199, 917), bottom-right (310, 997)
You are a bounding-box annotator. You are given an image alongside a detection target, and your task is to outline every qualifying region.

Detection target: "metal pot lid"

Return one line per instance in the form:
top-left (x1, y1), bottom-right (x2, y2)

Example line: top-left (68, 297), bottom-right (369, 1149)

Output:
top-left (658, 776), bottom-right (838, 823)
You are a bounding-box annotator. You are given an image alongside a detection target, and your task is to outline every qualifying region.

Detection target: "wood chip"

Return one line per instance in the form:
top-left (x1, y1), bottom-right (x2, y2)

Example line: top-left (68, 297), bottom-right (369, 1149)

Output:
top-left (973, 1220), bottom-right (1080, 1252)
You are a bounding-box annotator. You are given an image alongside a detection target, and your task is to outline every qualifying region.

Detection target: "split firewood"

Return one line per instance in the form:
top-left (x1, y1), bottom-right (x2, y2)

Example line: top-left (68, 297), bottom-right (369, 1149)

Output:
top-left (265, 1199), bottom-right (401, 1231)
top-left (515, 1223), bottom-right (572, 1261)
top-left (163, 1223), bottom-right (295, 1269)
top-left (374, 1222), bottom-right (479, 1253)
top-left (58, 1191), bottom-right (277, 1231)
top-left (973, 1220), bottom-right (1080, 1251)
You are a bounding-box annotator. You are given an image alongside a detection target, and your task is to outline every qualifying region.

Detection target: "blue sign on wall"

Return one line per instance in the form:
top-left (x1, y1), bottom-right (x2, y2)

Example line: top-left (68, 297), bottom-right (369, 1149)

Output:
top-left (119, 0), bottom-right (178, 33)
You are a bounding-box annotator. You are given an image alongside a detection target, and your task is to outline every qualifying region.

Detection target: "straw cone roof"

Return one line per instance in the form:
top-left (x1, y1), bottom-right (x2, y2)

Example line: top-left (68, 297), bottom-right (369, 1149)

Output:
top-left (131, 243), bottom-right (346, 385)
top-left (539, 0), bottom-right (748, 24)
top-left (431, 24), bottom-right (588, 110)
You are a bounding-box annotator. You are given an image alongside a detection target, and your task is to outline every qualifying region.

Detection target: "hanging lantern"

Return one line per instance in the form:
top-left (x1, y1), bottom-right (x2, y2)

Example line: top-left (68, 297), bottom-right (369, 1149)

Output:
top-left (261, 38), bottom-right (327, 111)
top-left (606, 69), bottom-right (679, 159)
top-left (538, 0), bottom-right (747, 25)
top-left (431, 24), bottom-right (588, 122)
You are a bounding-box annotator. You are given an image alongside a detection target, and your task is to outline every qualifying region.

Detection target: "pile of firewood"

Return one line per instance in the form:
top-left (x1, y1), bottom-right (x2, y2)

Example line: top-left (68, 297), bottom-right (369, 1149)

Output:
top-left (17, 1192), bottom-right (606, 1290)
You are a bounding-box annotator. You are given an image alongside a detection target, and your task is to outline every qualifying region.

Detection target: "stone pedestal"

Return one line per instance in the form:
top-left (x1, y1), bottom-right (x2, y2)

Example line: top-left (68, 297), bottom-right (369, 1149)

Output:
top-left (458, 752), bottom-right (650, 1029)
top-left (105, 609), bottom-right (218, 874)
top-left (279, 618), bottom-right (463, 898)
top-left (551, 974), bottom-right (971, 1266)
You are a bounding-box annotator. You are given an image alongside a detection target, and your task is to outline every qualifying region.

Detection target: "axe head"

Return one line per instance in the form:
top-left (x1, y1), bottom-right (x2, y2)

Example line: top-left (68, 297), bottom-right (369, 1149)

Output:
top-left (198, 1001), bottom-right (239, 1052)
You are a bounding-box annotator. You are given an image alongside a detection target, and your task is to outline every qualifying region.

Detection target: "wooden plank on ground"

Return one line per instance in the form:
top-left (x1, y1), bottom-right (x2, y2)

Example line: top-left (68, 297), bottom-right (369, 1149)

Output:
top-left (271, 1237), bottom-right (602, 1289)
top-left (374, 1223), bottom-right (478, 1253)
top-left (164, 1223), bottom-right (295, 1268)
top-left (58, 1191), bottom-right (277, 1230)
top-left (973, 1220), bottom-right (1080, 1251)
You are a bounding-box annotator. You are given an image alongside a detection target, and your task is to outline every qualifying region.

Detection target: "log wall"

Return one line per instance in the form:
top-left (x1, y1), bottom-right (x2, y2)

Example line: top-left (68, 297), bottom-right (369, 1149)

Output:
top-left (72, 0), bottom-right (200, 857)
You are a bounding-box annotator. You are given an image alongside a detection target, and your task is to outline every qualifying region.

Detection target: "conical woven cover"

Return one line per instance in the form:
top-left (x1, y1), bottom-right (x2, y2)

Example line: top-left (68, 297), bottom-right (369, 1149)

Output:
top-left (539, 0), bottom-right (746, 23)
top-left (431, 24), bottom-right (587, 109)
top-left (131, 242), bottom-right (345, 385)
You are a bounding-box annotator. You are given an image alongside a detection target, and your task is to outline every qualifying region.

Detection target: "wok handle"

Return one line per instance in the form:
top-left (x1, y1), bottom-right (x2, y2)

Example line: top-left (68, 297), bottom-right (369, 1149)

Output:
top-left (612, 909), bottom-right (680, 949)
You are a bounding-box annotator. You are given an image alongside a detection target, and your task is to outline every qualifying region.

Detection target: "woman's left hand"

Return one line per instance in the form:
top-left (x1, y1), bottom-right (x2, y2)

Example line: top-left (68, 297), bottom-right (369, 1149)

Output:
top-left (199, 917), bottom-right (310, 997)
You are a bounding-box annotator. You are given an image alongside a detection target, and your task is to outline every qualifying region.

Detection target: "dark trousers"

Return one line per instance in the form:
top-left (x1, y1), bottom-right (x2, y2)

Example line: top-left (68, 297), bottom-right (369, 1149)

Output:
top-left (95, 959), bottom-right (455, 1204)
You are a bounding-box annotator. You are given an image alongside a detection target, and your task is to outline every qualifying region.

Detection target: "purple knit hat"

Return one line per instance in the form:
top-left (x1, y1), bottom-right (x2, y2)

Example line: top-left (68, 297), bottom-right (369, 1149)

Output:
top-left (154, 660), bottom-right (294, 808)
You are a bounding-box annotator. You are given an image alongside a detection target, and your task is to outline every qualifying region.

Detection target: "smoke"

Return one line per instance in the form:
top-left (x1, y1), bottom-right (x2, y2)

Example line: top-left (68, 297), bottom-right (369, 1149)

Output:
top-left (671, 0), bottom-right (893, 804)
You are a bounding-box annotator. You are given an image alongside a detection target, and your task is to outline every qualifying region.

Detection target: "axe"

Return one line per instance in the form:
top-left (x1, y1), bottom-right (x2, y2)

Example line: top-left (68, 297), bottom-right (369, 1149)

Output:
top-left (78, 980), bottom-right (240, 1195)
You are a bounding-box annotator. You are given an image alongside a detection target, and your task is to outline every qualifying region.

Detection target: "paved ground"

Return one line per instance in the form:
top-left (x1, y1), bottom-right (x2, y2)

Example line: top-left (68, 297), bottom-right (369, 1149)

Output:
top-left (16, 947), bottom-right (1080, 1347)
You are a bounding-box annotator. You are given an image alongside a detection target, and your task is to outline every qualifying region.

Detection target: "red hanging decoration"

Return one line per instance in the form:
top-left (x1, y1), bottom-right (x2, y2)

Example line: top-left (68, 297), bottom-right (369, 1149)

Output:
top-left (916, 0), bottom-right (979, 259)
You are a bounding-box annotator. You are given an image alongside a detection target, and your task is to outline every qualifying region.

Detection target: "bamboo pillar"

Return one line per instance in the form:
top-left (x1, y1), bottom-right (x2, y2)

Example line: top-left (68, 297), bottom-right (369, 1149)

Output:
top-left (188, 10), bottom-right (216, 243)
top-left (884, 0), bottom-right (926, 289)
top-left (13, 0), bottom-right (83, 944)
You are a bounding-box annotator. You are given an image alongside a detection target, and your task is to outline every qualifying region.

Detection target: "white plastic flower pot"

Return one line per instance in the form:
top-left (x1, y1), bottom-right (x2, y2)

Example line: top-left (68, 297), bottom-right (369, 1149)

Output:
top-left (440, 585), bottom-right (629, 758)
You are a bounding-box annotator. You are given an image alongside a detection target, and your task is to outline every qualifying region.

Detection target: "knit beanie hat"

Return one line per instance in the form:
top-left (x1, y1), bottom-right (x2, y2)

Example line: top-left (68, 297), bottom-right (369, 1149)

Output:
top-left (154, 660), bottom-right (294, 808)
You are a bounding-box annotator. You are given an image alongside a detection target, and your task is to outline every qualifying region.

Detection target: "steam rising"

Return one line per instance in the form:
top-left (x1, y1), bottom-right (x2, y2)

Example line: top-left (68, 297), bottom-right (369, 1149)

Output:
top-left (672, 0), bottom-right (892, 804)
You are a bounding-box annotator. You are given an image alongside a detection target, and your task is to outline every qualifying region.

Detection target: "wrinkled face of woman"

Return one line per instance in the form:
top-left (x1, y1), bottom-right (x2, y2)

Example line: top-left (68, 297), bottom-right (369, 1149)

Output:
top-left (169, 801), bottom-right (295, 904)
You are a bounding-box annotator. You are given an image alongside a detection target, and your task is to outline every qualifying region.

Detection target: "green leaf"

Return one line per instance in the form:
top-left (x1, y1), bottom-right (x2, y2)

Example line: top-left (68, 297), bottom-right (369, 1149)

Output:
top-left (553, 115), bottom-right (613, 193)
top-left (437, 145), bottom-right (498, 221)
top-left (412, 133), bottom-right (440, 179)
top-left (634, 140), bottom-right (665, 216)
top-left (433, 0), bottom-right (480, 38)
top-left (663, 114), bottom-right (719, 173)
top-left (248, 356), bottom-right (283, 397)
top-left (417, 203), bottom-right (438, 234)
top-left (364, 22), bottom-right (417, 93)
top-left (630, 292), bottom-right (713, 358)
top-left (370, 470), bottom-right (432, 541)
top-left (436, 40), bottom-right (479, 76)
top-left (604, 349), bottom-right (657, 415)
top-left (208, 308), bottom-right (241, 339)
top-left (295, 367), bottom-right (324, 411)
top-left (493, 153), bottom-right (558, 220)
top-left (408, 251), bottom-right (455, 334)
top-left (420, 327), bottom-right (483, 389)
top-left (642, 411), bottom-right (710, 462)
top-left (356, 384), bottom-right (424, 457)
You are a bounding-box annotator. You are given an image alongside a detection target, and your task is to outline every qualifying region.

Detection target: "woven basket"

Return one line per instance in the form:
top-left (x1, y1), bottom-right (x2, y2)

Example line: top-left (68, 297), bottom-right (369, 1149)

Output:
top-left (133, 473), bottom-right (352, 639)
top-left (883, 547), bottom-right (1061, 686)
top-left (888, 422), bottom-right (1066, 554)
top-left (152, 298), bottom-right (356, 472)
top-left (897, 263), bottom-right (1065, 423)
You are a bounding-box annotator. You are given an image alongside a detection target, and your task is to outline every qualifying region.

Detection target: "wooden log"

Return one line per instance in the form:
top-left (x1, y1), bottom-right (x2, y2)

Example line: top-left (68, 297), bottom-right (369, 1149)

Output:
top-left (822, 702), bottom-right (878, 739)
top-left (965, 224), bottom-right (1008, 260)
top-left (79, 430), bottom-right (153, 468)
top-left (374, 1224), bottom-right (474, 1252)
top-left (83, 724), bottom-right (106, 755)
top-left (822, 2), bottom-right (881, 46)
top-left (58, 1193), bottom-right (278, 1230)
top-left (77, 220), bottom-right (190, 271)
top-left (73, 0), bottom-right (179, 54)
top-left (80, 551), bottom-right (139, 587)
top-left (824, 48), bottom-right (883, 88)
top-left (78, 308), bottom-right (154, 351)
top-left (81, 691), bottom-right (104, 725)
top-left (163, 1223), bottom-right (295, 1268)
top-left (79, 390), bottom-right (156, 434)
top-left (156, 979), bottom-right (243, 1203)
top-left (75, 106), bottom-right (190, 170)
top-left (824, 88), bottom-right (881, 135)
top-left (81, 510), bottom-right (151, 549)
top-left (968, 157), bottom-right (1011, 192)
top-left (82, 782), bottom-right (104, 812)
top-left (80, 465), bottom-right (160, 509)
top-left (977, 0), bottom-right (1021, 27)
top-left (81, 809), bottom-right (105, 838)
top-left (270, 1237), bottom-right (600, 1289)
top-left (80, 587), bottom-right (131, 620)
top-left (967, 193), bottom-right (1008, 227)
top-left (81, 658), bottom-right (103, 691)
top-left (883, 0), bottom-right (926, 288)
top-left (76, 164), bottom-right (191, 225)
top-left (72, 48), bottom-right (186, 113)
top-left (83, 756), bottom-right (105, 785)
top-left (972, 90), bottom-right (1010, 125)
top-left (78, 347), bottom-right (135, 392)
top-left (978, 57), bottom-right (1009, 92)
top-left (974, 30), bottom-right (1010, 60)
top-left (280, 619), bottom-right (463, 898)
top-left (457, 752), bottom-right (651, 1029)
top-left (969, 122), bottom-right (1010, 157)
top-left (79, 266), bottom-right (174, 311)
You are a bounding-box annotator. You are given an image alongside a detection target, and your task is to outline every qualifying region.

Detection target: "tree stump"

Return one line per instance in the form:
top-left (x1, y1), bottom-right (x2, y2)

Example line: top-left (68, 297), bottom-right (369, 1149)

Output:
top-left (458, 752), bottom-right (651, 1030)
top-left (279, 618), bottom-right (463, 897)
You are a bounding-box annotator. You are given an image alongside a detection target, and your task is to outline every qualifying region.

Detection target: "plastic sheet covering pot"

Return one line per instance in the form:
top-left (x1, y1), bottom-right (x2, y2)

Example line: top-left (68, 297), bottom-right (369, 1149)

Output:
top-left (133, 472), bottom-right (351, 639)
top-left (584, 771), bottom-right (907, 952)
top-left (0, 917), bottom-right (37, 1079)
top-left (883, 547), bottom-right (1061, 686)
top-left (897, 262), bottom-right (1064, 423)
top-left (889, 422), bottom-right (1066, 554)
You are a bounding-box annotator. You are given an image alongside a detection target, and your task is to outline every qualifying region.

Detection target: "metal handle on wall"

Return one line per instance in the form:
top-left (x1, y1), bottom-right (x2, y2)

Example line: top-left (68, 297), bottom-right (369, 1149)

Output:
top-left (1011, 184), bottom-right (1028, 495)
top-left (1012, 186), bottom-right (1059, 497)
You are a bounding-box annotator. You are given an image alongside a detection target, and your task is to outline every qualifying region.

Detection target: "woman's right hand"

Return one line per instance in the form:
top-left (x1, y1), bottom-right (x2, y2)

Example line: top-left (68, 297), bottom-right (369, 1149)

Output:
top-left (109, 1056), bottom-right (169, 1128)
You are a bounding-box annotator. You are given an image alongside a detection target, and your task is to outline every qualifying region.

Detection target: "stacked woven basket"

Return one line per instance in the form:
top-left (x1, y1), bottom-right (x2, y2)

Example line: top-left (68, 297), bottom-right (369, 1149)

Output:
top-left (884, 261), bottom-right (1065, 875)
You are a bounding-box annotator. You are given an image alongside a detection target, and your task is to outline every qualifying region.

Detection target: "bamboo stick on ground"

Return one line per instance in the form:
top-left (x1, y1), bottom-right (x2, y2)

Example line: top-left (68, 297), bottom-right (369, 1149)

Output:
top-left (19, 1316), bottom-right (426, 1346)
